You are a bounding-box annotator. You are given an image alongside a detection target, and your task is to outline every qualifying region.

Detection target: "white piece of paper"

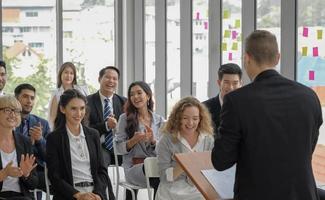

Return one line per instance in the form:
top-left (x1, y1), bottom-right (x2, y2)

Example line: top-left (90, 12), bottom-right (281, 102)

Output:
top-left (201, 165), bottom-right (236, 199)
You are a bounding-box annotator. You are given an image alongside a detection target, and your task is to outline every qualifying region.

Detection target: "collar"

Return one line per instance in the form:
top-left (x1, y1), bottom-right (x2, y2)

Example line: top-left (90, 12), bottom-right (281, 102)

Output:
top-left (218, 94), bottom-right (223, 106)
top-left (177, 132), bottom-right (209, 151)
top-left (66, 124), bottom-right (85, 139)
top-left (254, 69), bottom-right (279, 82)
top-left (99, 91), bottom-right (113, 103)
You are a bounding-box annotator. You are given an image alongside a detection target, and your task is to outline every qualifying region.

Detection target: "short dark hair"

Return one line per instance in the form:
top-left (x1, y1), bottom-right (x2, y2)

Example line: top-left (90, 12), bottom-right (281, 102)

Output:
top-left (245, 30), bottom-right (279, 65)
top-left (14, 83), bottom-right (36, 97)
top-left (0, 60), bottom-right (6, 70)
top-left (99, 66), bottom-right (120, 79)
top-left (218, 63), bottom-right (242, 80)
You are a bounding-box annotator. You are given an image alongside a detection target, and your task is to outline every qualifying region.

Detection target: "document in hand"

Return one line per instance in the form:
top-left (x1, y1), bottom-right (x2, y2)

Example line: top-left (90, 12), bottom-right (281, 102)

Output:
top-left (201, 165), bottom-right (236, 199)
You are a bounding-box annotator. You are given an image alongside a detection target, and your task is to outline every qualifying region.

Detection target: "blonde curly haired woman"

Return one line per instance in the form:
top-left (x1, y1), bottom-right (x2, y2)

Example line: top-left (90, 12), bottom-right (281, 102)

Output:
top-left (156, 96), bottom-right (214, 200)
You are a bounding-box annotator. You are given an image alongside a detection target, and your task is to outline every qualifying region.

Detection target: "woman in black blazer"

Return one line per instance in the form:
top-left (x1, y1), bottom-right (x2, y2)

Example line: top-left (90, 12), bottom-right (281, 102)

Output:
top-left (0, 95), bottom-right (38, 200)
top-left (46, 89), bottom-right (114, 200)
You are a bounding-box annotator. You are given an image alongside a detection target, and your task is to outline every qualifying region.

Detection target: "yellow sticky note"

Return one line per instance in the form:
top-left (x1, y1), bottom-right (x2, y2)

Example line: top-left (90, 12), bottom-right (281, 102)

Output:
top-left (222, 43), bottom-right (227, 51)
top-left (223, 10), bottom-right (230, 19)
top-left (235, 19), bottom-right (241, 28)
top-left (302, 47), bottom-right (308, 56)
top-left (317, 30), bottom-right (323, 40)
top-left (232, 42), bottom-right (238, 51)
top-left (224, 30), bottom-right (231, 38)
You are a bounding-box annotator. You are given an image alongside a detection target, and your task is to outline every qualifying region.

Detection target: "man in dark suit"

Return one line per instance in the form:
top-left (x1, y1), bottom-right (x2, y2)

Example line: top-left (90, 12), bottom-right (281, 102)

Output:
top-left (211, 30), bottom-right (323, 200)
top-left (203, 63), bottom-right (242, 136)
top-left (87, 66), bottom-right (127, 167)
top-left (14, 83), bottom-right (51, 199)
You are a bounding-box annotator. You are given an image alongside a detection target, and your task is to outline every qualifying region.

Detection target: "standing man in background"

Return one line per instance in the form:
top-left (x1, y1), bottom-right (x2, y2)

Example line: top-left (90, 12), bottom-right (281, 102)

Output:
top-left (203, 63), bottom-right (242, 136)
top-left (0, 60), bottom-right (7, 95)
top-left (211, 30), bottom-right (323, 200)
top-left (15, 83), bottom-right (51, 200)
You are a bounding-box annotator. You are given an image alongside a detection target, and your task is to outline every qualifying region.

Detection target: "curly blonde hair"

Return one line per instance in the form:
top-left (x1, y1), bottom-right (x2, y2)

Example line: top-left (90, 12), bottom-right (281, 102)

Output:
top-left (161, 96), bottom-right (213, 141)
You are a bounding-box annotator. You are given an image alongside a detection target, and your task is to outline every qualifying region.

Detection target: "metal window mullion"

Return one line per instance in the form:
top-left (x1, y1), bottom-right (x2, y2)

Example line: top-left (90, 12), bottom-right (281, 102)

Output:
top-left (56, 0), bottom-right (63, 71)
top-left (134, 0), bottom-right (145, 81)
top-left (0, 0), bottom-right (3, 60)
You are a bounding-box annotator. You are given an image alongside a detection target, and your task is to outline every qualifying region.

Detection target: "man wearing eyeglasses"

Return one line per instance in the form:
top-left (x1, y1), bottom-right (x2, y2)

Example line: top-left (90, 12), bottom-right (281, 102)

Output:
top-left (14, 83), bottom-right (51, 200)
top-left (0, 60), bottom-right (7, 95)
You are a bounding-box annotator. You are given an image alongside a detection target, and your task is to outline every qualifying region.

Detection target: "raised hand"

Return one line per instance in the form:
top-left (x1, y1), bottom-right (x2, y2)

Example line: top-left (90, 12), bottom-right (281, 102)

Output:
top-left (133, 131), bottom-right (147, 143)
top-left (106, 114), bottom-right (117, 129)
top-left (30, 122), bottom-right (43, 143)
top-left (19, 154), bottom-right (37, 177)
top-left (144, 124), bottom-right (155, 144)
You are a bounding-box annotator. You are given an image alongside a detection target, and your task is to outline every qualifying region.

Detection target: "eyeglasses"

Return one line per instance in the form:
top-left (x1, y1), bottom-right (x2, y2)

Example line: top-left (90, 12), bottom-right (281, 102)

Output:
top-left (0, 107), bottom-right (22, 115)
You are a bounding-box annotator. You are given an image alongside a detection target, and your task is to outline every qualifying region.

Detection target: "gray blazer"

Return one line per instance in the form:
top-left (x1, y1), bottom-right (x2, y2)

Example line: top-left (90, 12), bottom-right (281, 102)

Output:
top-left (157, 132), bottom-right (214, 183)
top-left (115, 112), bottom-right (165, 187)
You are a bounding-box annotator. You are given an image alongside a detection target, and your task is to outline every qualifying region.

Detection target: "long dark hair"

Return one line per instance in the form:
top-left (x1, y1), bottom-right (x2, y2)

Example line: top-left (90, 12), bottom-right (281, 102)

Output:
top-left (125, 81), bottom-right (154, 138)
top-left (54, 89), bottom-right (88, 130)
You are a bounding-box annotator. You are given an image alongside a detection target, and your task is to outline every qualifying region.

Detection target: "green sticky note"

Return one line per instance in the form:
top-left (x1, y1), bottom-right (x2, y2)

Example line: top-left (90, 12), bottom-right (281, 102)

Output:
top-left (317, 30), bottom-right (323, 40)
top-left (224, 30), bottom-right (231, 38)
top-left (232, 42), bottom-right (238, 51)
top-left (235, 19), bottom-right (241, 28)
top-left (222, 43), bottom-right (227, 51)
top-left (223, 10), bottom-right (230, 19)
top-left (302, 47), bottom-right (308, 56)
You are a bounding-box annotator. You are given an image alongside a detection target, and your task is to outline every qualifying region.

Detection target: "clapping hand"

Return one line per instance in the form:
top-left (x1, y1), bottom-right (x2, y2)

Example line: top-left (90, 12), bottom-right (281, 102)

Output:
top-left (106, 114), bottom-right (117, 129)
top-left (3, 161), bottom-right (23, 178)
top-left (30, 122), bottom-right (43, 144)
top-left (144, 124), bottom-right (155, 144)
top-left (19, 154), bottom-right (37, 177)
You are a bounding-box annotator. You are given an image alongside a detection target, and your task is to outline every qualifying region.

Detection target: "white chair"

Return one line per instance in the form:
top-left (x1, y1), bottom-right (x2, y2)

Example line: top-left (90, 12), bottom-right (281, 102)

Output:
top-left (113, 139), bottom-right (147, 200)
top-left (32, 163), bottom-right (51, 200)
top-left (144, 157), bottom-right (160, 200)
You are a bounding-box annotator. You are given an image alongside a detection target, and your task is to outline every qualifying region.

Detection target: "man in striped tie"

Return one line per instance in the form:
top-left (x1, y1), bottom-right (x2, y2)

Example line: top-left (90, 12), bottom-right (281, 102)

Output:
top-left (87, 66), bottom-right (127, 167)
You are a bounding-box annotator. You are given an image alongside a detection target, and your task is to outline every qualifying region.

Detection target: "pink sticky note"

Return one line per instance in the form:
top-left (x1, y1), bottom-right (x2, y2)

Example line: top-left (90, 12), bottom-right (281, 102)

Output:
top-left (204, 21), bottom-right (208, 30)
top-left (303, 27), bottom-right (308, 37)
top-left (313, 47), bottom-right (319, 57)
top-left (228, 52), bottom-right (233, 61)
top-left (196, 12), bottom-right (200, 20)
top-left (232, 31), bottom-right (237, 39)
top-left (309, 70), bottom-right (315, 80)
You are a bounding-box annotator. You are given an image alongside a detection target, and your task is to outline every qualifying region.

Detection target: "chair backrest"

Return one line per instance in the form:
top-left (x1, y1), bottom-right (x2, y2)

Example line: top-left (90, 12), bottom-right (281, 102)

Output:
top-left (44, 163), bottom-right (51, 200)
top-left (144, 157), bottom-right (159, 178)
top-left (144, 157), bottom-right (159, 200)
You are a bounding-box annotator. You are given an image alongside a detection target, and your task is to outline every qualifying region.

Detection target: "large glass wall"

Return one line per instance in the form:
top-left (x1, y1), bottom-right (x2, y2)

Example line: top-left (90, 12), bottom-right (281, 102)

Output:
top-left (192, 0), bottom-right (209, 101)
top-left (145, 0), bottom-right (155, 93)
top-left (222, 0), bottom-right (242, 66)
top-left (167, 0), bottom-right (180, 114)
top-left (63, 0), bottom-right (115, 92)
top-left (2, 0), bottom-right (56, 118)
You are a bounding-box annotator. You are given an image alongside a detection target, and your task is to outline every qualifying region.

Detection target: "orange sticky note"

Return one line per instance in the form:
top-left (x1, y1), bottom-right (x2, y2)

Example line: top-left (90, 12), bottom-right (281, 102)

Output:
top-left (302, 47), bottom-right (307, 56)
top-left (317, 30), bottom-right (323, 40)
top-left (222, 43), bottom-right (227, 51)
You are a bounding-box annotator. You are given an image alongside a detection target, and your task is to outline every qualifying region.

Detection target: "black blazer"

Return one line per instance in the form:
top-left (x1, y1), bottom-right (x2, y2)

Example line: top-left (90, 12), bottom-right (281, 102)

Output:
top-left (0, 132), bottom-right (38, 197)
top-left (46, 126), bottom-right (109, 200)
top-left (212, 70), bottom-right (323, 200)
top-left (87, 91), bottom-right (126, 136)
top-left (203, 95), bottom-right (221, 136)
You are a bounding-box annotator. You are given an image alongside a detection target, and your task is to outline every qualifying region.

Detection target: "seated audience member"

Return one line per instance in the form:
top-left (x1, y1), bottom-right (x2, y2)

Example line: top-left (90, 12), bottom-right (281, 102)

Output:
top-left (46, 89), bottom-right (114, 200)
top-left (115, 81), bottom-right (164, 200)
top-left (319, 188), bottom-right (325, 200)
top-left (0, 95), bottom-right (38, 200)
top-left (156, 96), bottom-right (214, 200)
top-left (14, 83), bottom-right (50, 199)
top-left (48, 62), bottom-right (89, 130)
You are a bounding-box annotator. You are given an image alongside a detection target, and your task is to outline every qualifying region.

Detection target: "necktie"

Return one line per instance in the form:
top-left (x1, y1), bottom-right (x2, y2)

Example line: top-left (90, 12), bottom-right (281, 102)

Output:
top-left (22, 119), bottom-right (29, 136)
top-left (104, 98), bottom-right (113, 151)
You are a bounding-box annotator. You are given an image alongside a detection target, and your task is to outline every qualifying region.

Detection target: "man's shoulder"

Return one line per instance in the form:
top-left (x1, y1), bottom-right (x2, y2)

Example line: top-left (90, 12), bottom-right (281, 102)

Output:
top-left (113, 93), bottom-right (127, 103)
top-left (29, 114), bottom-right (49, 124)
top-left (203, 96), bottom-right (219, 108)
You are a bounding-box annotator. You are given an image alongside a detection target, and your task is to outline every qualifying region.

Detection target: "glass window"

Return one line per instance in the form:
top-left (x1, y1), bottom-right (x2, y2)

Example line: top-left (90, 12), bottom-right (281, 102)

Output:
top-left (256, 0), bottom-right (281, 71)
top-left (167, 0), bottom-right (181, 114)
top-left (297, 0), bottom-right (325, 146)
top-left (63, 0), bottom-right (115, 92)
top-left (222, 0), bottom-right (242, 66)
top-left (193, 0), bottom-right (209, 101)
top-left (2, 0), bottom-right (56, 119)
top-left (145, 0), bottom-right (156, 93)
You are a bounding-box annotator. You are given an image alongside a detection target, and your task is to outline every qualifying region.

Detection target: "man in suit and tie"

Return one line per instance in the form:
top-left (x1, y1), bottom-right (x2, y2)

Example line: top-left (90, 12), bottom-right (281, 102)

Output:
top-left (203, 63), bottom-right (242, 136)
top-left (14, 83), bottom-right (51, 199)
top-left (211, 30), bottom-right (323, 200)
top-left (0, 60), bottom-right (7, 96)
top-left (87, 66), bottom-right (127, 167)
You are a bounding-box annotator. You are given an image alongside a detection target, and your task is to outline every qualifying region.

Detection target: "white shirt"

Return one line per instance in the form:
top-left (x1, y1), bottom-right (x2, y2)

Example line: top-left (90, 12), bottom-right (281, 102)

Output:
top-left (66, 124), bottom-right (94, 192)
top-left (219, 94), bottom-right (224, 106)
top-left (99, 92), bottom-right (114, 142)
top-left (1, 150), bottom-right (21, 193)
